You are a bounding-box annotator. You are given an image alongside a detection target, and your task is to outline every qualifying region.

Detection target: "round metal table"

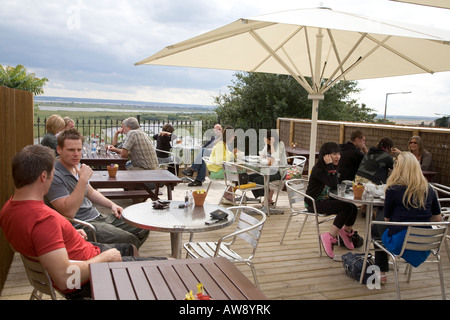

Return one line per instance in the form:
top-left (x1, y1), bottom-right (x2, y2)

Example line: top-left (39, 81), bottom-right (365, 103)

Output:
top-left (122, 201), bottom-right (234, 258)
top-left (329, 189), bottom-right (384, 253)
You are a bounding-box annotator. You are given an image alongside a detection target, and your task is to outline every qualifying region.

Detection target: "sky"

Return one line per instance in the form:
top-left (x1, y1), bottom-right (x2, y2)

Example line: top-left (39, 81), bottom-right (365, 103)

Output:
top-left (1, 0), bottom-right (450, 117)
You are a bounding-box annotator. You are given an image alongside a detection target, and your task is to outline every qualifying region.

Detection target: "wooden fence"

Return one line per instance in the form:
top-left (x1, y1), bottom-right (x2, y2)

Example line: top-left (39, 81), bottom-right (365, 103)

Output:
top-left (0, 87), bottom-right (34, 294)
top-left (278, 117), bottom-right (450, 186)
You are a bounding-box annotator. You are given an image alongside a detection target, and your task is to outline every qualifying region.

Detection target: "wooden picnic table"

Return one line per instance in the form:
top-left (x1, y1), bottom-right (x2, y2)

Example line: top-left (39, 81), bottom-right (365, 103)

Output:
top-left (89, 257), bottom-right (267, 300)
top-left (89, 169), bottom-right (181, 201)
top-left (81, 151), bottom-right (128, 170)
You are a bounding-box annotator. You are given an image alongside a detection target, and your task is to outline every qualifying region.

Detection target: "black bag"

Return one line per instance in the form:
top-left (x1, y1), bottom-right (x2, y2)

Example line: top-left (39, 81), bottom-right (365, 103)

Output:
top-left (342, 252), bottom-right (374, 284)
top-left (338, 230), bottom-right (364, 248)
top-left (238, 172), bottom-right (249, 185)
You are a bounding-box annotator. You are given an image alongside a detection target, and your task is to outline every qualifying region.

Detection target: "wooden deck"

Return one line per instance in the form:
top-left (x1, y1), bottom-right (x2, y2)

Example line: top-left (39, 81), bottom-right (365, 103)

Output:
top-left (1, 178), bottom-right (449, 300)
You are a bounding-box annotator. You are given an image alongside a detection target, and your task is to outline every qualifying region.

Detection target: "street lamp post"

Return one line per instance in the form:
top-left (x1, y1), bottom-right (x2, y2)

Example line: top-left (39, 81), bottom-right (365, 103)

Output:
top-left (383, 91), bottom-right (412, 122)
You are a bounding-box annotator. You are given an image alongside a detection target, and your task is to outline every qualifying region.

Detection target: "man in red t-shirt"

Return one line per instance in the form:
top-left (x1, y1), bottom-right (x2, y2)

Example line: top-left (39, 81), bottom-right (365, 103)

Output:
top-left (0, 145), bottom-right (162, 298)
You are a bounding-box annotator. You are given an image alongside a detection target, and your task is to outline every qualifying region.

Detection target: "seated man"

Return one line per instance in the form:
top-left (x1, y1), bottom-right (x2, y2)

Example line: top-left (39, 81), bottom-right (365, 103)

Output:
top-left (0, 145), bottom-right (165, 299)
top-left (182, 123), bottom-right (222, 186)
top-left (108, 117), bottom-right (158, 170)
top-left (45, 129), bottom-right (149, 248)
top-left (338, 129), bottom-right (368, 182)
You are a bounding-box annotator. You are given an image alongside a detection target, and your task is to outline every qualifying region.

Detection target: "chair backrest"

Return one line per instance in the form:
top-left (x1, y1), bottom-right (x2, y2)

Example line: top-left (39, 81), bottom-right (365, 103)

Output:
top-left (285, 178), bottom-right (315, 209)
top-left (288, 156), bottom-right (307, 170)
top-left (227, 206), bottom-right (267, 257)
top-left (401, 222), bottom-right (450, 256)
top-left (430, 183), bottom-right (450, 197)
top-left (223, 161), bottom-right (250, 187)
top-left (20, 254), bottom-right (58, 300)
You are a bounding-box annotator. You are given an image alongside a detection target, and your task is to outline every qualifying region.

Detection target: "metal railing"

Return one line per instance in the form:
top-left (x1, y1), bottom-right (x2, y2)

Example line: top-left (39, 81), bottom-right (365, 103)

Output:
top-left (34, 116), bottom-right (276, 148)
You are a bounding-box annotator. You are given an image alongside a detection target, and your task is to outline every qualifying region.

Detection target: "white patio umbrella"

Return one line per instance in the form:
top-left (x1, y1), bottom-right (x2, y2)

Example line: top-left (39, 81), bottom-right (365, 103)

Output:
top-left (391, 0), bottom-right (450, 9)
top-left (136, 7), bottom-right (450, 174)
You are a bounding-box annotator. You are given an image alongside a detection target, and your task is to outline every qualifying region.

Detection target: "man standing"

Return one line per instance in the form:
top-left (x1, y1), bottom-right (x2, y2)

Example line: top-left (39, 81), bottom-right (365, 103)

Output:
top-left (45, 129), bottom-right (149, 248)
top-left (338, 130), bottom-right (368, 182)
top-left (0, 145), bottom-right (164, 298)
top-left (109, 117), bottom-right (158, 170)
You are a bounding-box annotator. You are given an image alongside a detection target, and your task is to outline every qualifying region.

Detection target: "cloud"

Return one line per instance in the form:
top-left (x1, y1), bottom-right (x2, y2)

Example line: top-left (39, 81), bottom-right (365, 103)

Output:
top-left (1, 0), bottom-right (450, 116)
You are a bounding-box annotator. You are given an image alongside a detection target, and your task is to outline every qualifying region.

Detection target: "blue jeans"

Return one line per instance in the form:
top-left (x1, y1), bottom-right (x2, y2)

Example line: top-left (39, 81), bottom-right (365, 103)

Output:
top-left (191, 148), bottom-right (211, 182)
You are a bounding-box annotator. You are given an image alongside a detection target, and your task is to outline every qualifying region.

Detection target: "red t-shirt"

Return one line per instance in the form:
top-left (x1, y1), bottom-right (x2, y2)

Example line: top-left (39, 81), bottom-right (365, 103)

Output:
top-left (0, 197), bottom-right (100, 260)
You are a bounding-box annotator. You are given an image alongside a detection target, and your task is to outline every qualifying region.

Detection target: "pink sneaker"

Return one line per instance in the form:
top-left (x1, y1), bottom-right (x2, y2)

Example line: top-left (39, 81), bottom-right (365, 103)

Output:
top-left (320, 232), bottom-right (337, 258)
top-left (339, 228), bottom-right (355, 250)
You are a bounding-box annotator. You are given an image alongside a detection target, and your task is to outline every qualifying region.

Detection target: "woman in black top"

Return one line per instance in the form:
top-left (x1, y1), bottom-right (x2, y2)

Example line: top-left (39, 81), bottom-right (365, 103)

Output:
top-left (153, 123), bottom-right (178, 175)
top-left (306, 142), bottom-right (359, 259)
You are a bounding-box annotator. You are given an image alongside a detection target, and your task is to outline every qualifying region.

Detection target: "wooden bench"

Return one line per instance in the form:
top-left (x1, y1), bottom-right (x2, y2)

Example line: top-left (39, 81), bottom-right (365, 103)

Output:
top-left (99, 190), bottom-right (151, 202)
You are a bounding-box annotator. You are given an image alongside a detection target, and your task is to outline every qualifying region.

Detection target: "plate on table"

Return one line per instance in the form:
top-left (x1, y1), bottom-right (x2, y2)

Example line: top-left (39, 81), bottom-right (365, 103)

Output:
top-left (247, 156), bottom-right (260, 163)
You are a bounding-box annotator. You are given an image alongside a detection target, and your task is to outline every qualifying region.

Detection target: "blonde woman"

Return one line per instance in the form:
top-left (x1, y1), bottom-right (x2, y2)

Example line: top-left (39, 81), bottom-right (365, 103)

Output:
top-left (374, 152), bottom-right (441, 283)
top-left (407, 135), bottom-right (433, 171)
top-left (41, 114), bottom-right (65, 154)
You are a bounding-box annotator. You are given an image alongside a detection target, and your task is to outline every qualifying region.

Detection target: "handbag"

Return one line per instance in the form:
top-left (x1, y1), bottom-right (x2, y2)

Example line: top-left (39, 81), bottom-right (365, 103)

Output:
top-left (342, 252), bottom-right (374, 284)
top-left (338, 230), bottom-right (364, 248)
top-left (238, 172), bottom-right (249, 185)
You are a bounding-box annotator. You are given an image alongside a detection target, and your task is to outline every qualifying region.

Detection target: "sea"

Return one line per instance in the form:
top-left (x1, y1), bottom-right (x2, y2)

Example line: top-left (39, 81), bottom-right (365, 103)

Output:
top-left (34, 96), bottom-right (216, 114)
top-left (34, 96), bottom-right (438, 125)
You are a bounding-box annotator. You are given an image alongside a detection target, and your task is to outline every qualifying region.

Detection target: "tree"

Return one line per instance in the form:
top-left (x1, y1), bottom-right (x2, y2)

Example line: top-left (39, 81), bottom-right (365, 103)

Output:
top-left (435, 116), bottom-right (449, 128)
top-left (0, 64), bottom-right (48, 95)
top-left (213, 72), bottom-right (376, 127)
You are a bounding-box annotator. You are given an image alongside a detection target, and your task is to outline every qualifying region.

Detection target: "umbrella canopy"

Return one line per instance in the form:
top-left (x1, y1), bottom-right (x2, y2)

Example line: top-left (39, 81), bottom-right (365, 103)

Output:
top-left (136, 7), bottom-right (450, 173)
top-left (391, 0), bottom-right (450, 9)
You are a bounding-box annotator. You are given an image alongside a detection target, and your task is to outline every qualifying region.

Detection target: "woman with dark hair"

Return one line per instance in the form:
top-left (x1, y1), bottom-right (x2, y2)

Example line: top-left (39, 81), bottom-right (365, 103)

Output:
top-left (248, 129), bottom-right (287, 204)
top-left (306, 142), bottom-right (359, 259)
top-left (153, 123), bottom-right (178, 175)
top-left (407, 135), bottom-right (433, 171)
top-left (355, 137), bottom-right (397, 185)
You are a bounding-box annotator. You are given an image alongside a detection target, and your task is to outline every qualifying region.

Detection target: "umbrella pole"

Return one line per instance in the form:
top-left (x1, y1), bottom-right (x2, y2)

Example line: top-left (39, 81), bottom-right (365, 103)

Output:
top-left (307, 95), bottom-right (323, 175)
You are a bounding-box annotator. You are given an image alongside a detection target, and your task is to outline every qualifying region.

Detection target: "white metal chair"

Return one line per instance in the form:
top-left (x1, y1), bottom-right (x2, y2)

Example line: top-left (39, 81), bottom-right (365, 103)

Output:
top-left (219, 161), bottom-right (264, 206)
top-left (431, 182), bottom-right (450, 212)
top-left (183, 206), bottom-right (267, 288)
top-left (430, 183), bottom-right (450, 261)
top-left (360, 221), bottom-right (450, 300)
top-left (272, 155), bottom-right (307, 206)
top-left (155, 148), bottom-right (179, 176)
top-left (280, 179), bottom-right (336, 257)
top-left (21, 254), bottom-right (60, 300)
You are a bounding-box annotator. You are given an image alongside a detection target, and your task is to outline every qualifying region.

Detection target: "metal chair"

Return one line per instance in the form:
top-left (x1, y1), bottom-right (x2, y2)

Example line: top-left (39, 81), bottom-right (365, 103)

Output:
top-left (431, 182), bottom-right (450, 212)
top-left (360, 221), bottom-right (450, 300)
top-left (272, 155), bottom-right (307, 206)
top-left (155, 148), bottom-right (179, 176)
top-left (20, 254), bottom-right (60, 300)
top-left (183, 206), bottom-right (267, 288)
top-left (219, 161), bottom-right (264, 206)
top-left (280, 179), bottom-right (336, 257)
top-left (67, 217), bottom-right (97, 242)
top-left (430, 183), bottom-right (450, 261)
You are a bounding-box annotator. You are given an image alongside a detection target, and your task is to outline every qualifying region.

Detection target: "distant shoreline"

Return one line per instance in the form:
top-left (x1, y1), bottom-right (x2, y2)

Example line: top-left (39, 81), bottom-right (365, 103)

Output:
top-left (35, 95), bottom-right (438, 125)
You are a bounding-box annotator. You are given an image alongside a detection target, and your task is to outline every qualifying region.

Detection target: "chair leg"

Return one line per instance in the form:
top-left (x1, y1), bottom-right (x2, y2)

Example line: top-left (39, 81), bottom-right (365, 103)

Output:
top-left (438, 260), bottom-right (446, 300)
top-left (392, 259), bottom-right (401, 300)
top-left (248, 261), bottom-right (260, 289)
top-left (273, 180), bottom-right (283, 207)
top-left (280, 212), bottom-right (294, 244)
top-left (297, 215), bottom-right (309, 238)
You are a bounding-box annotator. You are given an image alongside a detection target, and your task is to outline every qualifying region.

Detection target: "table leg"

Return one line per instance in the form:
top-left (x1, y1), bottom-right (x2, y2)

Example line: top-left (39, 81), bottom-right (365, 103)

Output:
top-left (363, 204), bottom-right (374, 254)
top-left (167, 183), bottom-right (173, 200)
top-left (260, 174), bottom-right (284, 215)
top-left (170, 233), bottom-right (182, 259)
top-left (142, 184), bottom-right (158, 201)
